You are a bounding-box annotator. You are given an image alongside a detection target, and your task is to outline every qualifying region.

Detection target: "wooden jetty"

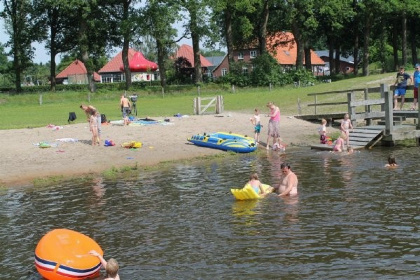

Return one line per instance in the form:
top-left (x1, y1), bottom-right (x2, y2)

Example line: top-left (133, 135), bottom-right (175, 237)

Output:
top-left (297, 84), bottom-right (420, 150)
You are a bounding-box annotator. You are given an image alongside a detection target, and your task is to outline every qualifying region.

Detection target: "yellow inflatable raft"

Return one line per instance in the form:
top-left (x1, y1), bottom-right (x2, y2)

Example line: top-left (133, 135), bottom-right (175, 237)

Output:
top-left (231, 183), bottom-right (273, 200)
top-left (121, 141), bottom-right (142, 148)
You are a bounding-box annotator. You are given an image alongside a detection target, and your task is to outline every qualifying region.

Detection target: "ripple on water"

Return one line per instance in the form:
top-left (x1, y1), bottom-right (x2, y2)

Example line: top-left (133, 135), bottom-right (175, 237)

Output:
top-left (1, 148), bottom-right (420, 279)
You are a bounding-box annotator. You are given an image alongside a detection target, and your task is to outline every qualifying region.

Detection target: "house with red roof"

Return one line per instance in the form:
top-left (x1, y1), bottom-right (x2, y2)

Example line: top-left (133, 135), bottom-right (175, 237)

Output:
top-left (56, 60), bottom-right (100, 84)
top-left (173, 44), bottom-right (213, 79)
top-left (211, 32), bottom-right (325, 79)
top-left (98, 48), bottom-right (159, 83)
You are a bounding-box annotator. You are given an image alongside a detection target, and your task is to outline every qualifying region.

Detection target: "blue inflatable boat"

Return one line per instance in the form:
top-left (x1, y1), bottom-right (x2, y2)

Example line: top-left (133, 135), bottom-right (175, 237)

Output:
top-left (188, 132), bottom-right (257, 153)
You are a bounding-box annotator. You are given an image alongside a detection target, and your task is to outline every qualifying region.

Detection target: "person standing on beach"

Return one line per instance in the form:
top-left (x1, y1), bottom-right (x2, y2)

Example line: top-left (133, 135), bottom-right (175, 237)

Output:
top-left (274, 163), bottom-right (298, 196)
top-left (81, 104), bottom-right (101, 142)
top-left (89, 111), bottom-right (100, 146)
top-left (319, 118), bottom-right (327, 144)
top-left (250, 108), bottom-right (261, 143)
top-left (394, 66), bottom-right (411, 110)
top-left (411, 64), bottom-right (420, 110)
top-left (120, 95), bottom-right (131, 126)
top-left (340, 113), bottom-right (353, 148)
top-left (266, 102), bottom-right (280, 150)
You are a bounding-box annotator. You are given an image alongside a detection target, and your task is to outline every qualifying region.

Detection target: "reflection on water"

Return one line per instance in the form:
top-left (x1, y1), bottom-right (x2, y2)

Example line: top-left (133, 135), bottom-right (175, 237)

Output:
top-left (1, 147), bottom-right (420, 279)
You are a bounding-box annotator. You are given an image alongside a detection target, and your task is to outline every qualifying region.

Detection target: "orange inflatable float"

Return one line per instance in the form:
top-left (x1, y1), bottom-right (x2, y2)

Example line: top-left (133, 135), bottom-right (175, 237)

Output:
top-left (35, 228), bottom-right (103, 280)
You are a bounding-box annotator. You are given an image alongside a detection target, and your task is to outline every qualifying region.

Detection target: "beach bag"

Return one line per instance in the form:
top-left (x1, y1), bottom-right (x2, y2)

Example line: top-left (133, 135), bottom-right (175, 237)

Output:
top-left (68, 112), bottom-right (77, 123)
top-left (101, 114), bottom-right (107, 123)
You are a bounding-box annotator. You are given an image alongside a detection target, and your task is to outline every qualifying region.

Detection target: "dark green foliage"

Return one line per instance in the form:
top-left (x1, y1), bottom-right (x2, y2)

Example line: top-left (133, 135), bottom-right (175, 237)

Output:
top-left (249, 53), bottom-right (282, 86)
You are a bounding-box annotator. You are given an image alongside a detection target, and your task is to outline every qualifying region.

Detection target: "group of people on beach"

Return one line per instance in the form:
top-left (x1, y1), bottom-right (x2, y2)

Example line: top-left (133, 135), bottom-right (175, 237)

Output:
top-left (80, 94), bottom-right (135, 146)
top-left (317, 113), bottom-right (354, 153)
top-left (250, 102), bottom-right (285, 151)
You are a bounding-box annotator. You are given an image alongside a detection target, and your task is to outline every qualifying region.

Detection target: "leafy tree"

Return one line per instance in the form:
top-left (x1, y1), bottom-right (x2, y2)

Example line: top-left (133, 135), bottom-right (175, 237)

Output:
top-left (201, 49), bottom-right (226, 57)
top-left (180, 0), bottom-right (217, 83)
top-left (32, 0), bottom-right (80, 91)
top-left (141, 0), bottom-right (180, 89)
top-left (249, 52), bottom-right (281, 86)
top-left (1, 0), bottom-right (37, 92)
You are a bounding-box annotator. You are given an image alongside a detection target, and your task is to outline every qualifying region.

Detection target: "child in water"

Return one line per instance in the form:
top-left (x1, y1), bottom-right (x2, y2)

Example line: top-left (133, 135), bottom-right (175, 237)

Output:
top-left (89, 250), bottom-right (120, 280)
top-left (333, 133), bottom-right (346, 152)
top-left (385, 155), bottom-right (398, 167)
top-left (272, 138), bottom-right (286, 152)
top-left (246, 173), bottom-right (272, 196)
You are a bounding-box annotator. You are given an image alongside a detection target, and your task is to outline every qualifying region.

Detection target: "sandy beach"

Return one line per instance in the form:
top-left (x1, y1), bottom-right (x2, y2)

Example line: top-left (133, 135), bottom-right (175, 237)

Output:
top-left (0, 112), bottom-right (329, 187)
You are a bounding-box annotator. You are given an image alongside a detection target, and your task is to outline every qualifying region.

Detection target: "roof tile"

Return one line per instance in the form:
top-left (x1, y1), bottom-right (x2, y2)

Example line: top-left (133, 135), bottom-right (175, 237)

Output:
top-left (56, 60), bottom-right (100, 81)
top-left (98, 48), bottom-right (137, 73)
top-left (174, 44), bottom-right (213, 67)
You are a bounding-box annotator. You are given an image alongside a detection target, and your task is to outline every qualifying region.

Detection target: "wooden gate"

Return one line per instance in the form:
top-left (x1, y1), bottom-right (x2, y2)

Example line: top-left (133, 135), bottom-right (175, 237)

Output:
top-left (193, 96), bottom-right (224, 115)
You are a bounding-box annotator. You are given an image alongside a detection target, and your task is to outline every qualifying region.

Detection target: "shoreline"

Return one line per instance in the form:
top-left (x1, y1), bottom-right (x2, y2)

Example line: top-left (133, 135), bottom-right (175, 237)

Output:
top-left (0, 112), bottom-right (328, 187)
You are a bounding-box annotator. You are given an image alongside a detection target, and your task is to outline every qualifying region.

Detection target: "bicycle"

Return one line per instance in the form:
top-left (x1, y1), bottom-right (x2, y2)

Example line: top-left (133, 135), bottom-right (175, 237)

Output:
top-left (129, 95), bottom-right (138, 116)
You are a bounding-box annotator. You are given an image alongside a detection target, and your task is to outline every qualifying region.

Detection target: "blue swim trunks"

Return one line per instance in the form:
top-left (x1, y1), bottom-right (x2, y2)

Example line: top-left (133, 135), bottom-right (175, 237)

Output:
top-left (254, 124), bottom-right (261, 133)
top-left (394, 88), bottom-right (407, 96)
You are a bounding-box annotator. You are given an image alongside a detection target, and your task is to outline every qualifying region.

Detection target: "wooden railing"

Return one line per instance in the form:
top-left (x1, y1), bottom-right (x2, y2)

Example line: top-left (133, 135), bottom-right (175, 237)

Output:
top-left (307, 84), bottom-right (420, 131)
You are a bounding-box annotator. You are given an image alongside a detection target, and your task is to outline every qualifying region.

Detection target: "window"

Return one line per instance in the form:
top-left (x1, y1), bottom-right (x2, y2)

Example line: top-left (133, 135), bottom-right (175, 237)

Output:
top-left (113, 74), bottom-right (123, 83)
top-left (250, 50), bottom-right (257, 58)
top-left (221, 68), bottom-right (227, 76)
top-left (238, 52), bottom-right (244, 60)
top-left (242, 67), bottom-right (248, 75)
top-left (101, 75), bottom-right (112, 83)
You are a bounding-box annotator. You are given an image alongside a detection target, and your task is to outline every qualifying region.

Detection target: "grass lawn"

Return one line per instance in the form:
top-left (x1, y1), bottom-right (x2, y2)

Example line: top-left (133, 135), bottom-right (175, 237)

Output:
top-left (0, 72), bottom-right (395, 130)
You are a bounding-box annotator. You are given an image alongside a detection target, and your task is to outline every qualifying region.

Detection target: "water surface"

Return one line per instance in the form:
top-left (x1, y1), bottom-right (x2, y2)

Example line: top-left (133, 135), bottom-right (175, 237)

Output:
top-left (1, 146), bottom-right (419, 279)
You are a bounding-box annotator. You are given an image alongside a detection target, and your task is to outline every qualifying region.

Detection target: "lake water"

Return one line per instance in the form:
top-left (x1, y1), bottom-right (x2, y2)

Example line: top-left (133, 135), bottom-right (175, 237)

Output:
top-left (1, 146), bottom-right (420, 279)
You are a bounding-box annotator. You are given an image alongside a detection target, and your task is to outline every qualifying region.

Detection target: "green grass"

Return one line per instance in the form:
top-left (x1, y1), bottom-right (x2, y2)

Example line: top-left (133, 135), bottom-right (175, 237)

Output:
top-left (0, 72), bottom-right (396, 130)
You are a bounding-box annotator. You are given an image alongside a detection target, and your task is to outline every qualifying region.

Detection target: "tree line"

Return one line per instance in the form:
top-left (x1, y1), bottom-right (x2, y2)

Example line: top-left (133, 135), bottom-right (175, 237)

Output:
top-left (1, 0), bottom-right (419, 93)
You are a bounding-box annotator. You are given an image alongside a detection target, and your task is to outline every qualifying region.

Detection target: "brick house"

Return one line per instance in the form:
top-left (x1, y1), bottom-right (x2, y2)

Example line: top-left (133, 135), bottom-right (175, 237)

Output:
top-left (56, 60), bottom-right (100, 84)
top-left (173, 44), bottom-right (213, 79)
top-left (211, 32), bottom-right (325, 79)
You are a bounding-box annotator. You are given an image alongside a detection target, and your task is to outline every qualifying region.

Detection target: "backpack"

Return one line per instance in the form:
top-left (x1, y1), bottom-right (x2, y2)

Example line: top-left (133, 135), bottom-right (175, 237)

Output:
top-left (68, 112), bottom-right (77, 123)
top-left (101, 114), bottom-right (107, 123)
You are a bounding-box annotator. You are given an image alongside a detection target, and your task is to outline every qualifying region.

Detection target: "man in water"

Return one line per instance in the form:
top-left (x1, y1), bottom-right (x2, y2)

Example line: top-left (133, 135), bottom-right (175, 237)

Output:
top-left (275, 163), bottom-right (298, 196)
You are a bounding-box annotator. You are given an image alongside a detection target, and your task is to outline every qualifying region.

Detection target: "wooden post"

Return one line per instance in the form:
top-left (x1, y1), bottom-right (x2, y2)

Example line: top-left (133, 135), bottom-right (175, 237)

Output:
top-left (197, 85), bottom-right (201, 96)
top-left (382, 84), bottom-right (393, 136)
top-left (216, 95), bottom-right (224, 114)
top-left (194, 97), bottom-right (200, 115)
top-left (231, 84), bottom-right (235, 93)
top-left (39, 94), bottom-right (42, 105)
top-left (417, 102), bottom-right (420, 130)
top-left (161, 86), bottom-right (165, 98)
top-left (347, 91), bottom-right (356, 127)
top-left (314, 95), bottom-right (317, 115)
top-left (364, 88), bottom-right (371, 126)
top-left (297, 98), bottom-right (301, 115)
